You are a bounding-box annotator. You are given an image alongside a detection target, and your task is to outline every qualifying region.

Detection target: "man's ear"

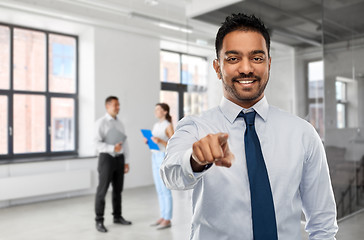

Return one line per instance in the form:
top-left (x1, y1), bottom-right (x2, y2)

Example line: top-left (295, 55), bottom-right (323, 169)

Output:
top-left (213, 59), bottom-right (222, 79)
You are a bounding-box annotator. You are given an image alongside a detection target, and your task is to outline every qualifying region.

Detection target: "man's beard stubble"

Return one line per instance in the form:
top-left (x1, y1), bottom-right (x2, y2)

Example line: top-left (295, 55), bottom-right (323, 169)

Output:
top-left (221, 72), bottom-right (269, 103)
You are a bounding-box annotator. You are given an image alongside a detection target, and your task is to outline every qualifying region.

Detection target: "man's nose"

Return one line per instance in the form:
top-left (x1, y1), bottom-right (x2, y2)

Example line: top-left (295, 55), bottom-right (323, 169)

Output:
top-left (238, 58), bottom-right (254, 75)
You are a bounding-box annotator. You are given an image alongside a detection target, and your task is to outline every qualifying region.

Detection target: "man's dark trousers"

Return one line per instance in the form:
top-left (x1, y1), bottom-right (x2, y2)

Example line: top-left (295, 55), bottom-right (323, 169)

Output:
top-left (95, 153), bottom-right (125, 222)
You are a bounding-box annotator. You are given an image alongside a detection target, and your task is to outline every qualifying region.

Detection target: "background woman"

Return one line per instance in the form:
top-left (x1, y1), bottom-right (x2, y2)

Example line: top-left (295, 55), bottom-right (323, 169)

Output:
top-left (146, 103), bottom-right (174, 230)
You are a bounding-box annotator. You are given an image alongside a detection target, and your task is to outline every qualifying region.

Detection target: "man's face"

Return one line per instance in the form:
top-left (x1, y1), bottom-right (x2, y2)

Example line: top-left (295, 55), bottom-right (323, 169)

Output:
top-left (106, 99), bottom-right (120, 118)
top-left (213, 30), bottom-right (271, 108)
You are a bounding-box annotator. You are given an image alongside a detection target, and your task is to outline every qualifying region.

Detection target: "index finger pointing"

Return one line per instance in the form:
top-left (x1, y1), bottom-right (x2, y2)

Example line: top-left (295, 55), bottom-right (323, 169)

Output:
top-left (218, 133), bottom-right (229, 146)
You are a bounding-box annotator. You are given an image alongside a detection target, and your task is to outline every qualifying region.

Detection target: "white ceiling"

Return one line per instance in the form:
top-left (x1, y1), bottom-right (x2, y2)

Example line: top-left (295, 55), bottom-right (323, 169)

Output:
top-left (0, 0), bottom-right (220, 48)
top-left (1, 0), bottom-right (363, 49)
top-left (193, 0), bottom-right (364, 48)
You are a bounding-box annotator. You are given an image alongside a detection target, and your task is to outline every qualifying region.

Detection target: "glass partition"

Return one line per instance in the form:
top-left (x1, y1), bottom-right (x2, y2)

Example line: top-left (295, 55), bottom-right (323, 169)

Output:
top-left (322, 0), bottom-right (364, 219)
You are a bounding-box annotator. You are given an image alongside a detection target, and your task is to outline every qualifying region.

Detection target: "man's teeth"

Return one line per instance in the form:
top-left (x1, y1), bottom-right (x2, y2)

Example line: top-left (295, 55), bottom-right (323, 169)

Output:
top-left (239, 80), bottom-right (254, 84)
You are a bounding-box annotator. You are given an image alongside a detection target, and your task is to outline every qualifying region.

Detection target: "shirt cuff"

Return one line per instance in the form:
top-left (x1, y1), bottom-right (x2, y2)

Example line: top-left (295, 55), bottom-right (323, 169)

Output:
top-left (181, 148), bottom-right (212, 181)
top-left (107, 144), bottom-right (115, 153)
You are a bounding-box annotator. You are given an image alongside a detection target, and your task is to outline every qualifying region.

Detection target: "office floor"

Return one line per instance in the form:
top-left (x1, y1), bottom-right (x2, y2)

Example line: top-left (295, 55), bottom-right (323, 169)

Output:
top-left (0, 185), bottom-right (362, 240)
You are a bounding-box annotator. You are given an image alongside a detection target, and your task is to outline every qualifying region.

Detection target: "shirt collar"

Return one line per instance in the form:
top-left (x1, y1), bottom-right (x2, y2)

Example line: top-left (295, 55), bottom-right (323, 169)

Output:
top-left (219, 96), bottom-right (269, 123)
top-left (105, 113), bottom-right (117, 121)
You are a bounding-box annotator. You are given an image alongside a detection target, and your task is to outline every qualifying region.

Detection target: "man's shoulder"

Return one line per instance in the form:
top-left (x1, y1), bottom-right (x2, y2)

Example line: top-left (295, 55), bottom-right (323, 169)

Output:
top-left (95, 114), bottom-right (112, 127)
top-left (176, 107), bottom-right (222, 129)
top-left (184, 106), bottom-right (220, 120)
top-left (268, 105), bottom-right (315, 130)
top-left (200, 106), bottom-right (222, 119)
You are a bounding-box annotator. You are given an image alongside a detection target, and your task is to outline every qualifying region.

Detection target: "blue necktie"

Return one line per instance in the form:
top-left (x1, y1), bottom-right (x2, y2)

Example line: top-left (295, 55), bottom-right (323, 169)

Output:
top-left (239, 111), bottom-right (278, 240)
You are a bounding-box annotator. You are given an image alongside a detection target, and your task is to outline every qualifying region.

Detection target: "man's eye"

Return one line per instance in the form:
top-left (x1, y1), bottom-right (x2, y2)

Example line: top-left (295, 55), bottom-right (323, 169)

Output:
top-left (253, 57), bottom-right (263, 62)
top-left (227, 57), bottom-right (237, 61)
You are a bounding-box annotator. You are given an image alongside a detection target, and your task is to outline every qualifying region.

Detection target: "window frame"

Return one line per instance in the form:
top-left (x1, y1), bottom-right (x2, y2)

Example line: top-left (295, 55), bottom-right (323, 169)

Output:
top-left (335, 80), bottom-right (348, 129)
top-left (0, 22), bottom-right (78, 161)
top-left (160, 49), bottom-right (208, 120)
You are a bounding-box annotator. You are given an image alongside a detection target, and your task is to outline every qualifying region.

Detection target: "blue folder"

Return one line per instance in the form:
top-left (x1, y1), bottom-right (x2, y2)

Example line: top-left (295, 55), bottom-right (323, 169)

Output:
top-left (141, 129), bottom-right (160, 151)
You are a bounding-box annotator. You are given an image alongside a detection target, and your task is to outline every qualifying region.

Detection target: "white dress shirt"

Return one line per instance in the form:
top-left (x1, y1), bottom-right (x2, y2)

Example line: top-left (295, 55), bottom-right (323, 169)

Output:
top-left (94, 113), bottom-right (129, 163)
top-left (161, 96), bottom-right (338, 240)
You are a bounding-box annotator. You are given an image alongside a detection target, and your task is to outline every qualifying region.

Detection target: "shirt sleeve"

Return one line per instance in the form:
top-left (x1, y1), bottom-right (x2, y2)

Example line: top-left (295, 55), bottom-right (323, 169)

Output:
top-left (160, 116), bottom-right (210, 190)
top-left (300, 127), bottom-right (338, 239)
top-left (94, 119), bottom-right (114, 154)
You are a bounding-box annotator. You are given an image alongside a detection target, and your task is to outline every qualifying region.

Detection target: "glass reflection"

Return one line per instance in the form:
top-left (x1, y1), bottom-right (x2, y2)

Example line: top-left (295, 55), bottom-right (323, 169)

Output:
top-left (323, 0), bottom-right (364, 219)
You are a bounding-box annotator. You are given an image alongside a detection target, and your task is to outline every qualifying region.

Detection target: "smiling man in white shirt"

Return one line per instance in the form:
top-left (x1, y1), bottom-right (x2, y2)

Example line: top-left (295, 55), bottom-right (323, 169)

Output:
top-left (160, 13), bottom-right (338, 240)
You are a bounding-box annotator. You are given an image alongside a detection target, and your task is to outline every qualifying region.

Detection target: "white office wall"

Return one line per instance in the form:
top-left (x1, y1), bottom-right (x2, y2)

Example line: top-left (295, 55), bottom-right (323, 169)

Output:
top-left (93, 27), bottom-right (159, 188)
top-left (0, 158), bottom-right (98, 207)
top-left (78, 28), bottom-right (96, 156)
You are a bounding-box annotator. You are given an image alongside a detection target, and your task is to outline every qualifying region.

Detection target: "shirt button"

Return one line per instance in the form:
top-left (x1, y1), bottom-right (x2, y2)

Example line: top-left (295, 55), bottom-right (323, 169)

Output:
top-left (188, 174), bottom-right (194, 179)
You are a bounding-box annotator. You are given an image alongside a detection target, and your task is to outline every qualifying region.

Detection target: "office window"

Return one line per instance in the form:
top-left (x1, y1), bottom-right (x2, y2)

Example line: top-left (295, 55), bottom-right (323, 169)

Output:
top-left (13, 94), bottom-right (46, 153)
top-left (49, 34), bottom-right (76, 93)
top-left (160, 50), bottom-right (208, 123)
top-left (0, 26), bottom-right (10, 89)
top-left (0, 96), bottom-right (7, 155)
top-left (13, 28), bottom-right (46, 91)
top-left (181, 55), bottom-right (207, 86)
top-left (51, 98), bottom-right (75, 151)
top-left (0, 23), bottom-right (78, 160)
top-left (160, 51), bottom-right (180, 83)
top-left (307, 60), bottom-right (324, 138)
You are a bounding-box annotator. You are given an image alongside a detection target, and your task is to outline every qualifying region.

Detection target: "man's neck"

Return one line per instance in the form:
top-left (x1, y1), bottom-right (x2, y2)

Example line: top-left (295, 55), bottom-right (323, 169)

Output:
top-left (225, 95), bottom-right (264, 109)
top-left (107, 112), bottom-right (117, 119)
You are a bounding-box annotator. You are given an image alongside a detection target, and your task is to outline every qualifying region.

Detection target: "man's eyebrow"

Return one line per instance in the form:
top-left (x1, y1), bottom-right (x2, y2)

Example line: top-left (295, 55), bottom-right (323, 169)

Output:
top-left (224, 50), bottom-right (241, 56)
top-left (224, 50), bottom-right (267, 56)
top-left (251, 50), bottom-right (266, 55)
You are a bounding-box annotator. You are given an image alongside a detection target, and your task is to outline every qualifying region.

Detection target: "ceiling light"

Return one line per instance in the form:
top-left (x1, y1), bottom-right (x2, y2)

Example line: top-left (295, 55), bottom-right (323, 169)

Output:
top-left (131, 12), bottom-right (193, 34)
top-left (158, 23), bottom-right (193, 34)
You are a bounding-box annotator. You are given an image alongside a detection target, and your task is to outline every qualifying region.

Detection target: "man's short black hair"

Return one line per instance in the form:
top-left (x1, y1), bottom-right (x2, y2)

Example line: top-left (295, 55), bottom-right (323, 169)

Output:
top-left (105, 96), bottom-right (118, 104)
top-left (215, 13), bottom-right (270, 59)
